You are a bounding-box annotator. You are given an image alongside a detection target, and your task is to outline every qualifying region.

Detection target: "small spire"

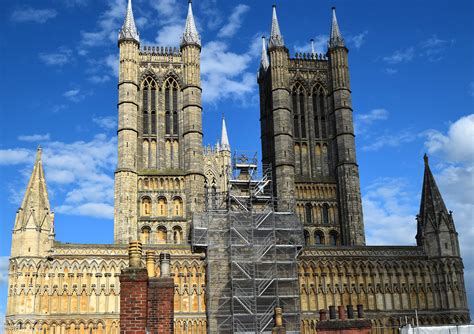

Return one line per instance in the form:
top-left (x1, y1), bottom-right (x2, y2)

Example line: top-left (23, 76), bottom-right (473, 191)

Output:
top-left (269, 5), bottom-right (284, 48)
top-left (118, 0), bottom-right (140, 43)
top-left (329, 7), bottom-right (344, 48)
top-left (310, 38), bottom-right (315, 55)
top-left (419, 154), bottom-right (449, 222)
top-left (36, 146), bottom-right (42, 161)
top-left (260, 36), bottom-right (269, 71)
top-left (220, 116), bottom-right (230, 151)
top-left (181, 0), bottom-right (201, 47)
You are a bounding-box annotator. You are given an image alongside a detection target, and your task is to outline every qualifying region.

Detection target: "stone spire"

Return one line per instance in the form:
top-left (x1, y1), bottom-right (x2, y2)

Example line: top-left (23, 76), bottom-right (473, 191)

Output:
top-left (329, 7), bottom-right (344, 48)
top-left (418, 154), bottom-right (449, 223)
top-left (260, 36), bottom-right (269, 71)
top-left (269, 5), bottom-right (284, 48)
top-left (181, 0), bottom-right (201, 47)
top-left (14, 147), bottom-right (53, 231)
top-left (119, 0), bottom-right (140, 43)
top-left (220, 116), bottom-right (230, 151)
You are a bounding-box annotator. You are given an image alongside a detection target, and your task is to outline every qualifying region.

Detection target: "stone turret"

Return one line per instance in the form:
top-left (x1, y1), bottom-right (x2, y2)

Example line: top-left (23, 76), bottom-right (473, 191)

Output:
top-left (417, 154), bottom-right (461, 257)
top-left (181, 0), bottom-right (205, 213)
top-left (327, 7), bottom-right (365, 245)
top-left (11, 147), bottom-right (54, 257)
top-left (267, 5), bottom-right (295, 211)
top-left (114, 0), bottom-right (140, 243)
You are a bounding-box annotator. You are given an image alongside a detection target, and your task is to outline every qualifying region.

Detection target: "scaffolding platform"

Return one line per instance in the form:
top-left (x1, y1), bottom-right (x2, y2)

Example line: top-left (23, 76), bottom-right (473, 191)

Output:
top-left (192, 153), bottom-right (304, 333)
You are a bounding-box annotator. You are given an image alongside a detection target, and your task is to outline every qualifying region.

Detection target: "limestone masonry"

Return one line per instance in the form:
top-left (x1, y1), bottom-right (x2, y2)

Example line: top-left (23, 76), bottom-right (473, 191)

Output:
top-left (5, 1), bottom-right (470, 333)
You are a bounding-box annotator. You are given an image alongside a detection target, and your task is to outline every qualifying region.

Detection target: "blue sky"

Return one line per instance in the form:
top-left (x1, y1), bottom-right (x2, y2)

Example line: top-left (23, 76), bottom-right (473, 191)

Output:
top-left (0, 0), bottom-right (473, 327)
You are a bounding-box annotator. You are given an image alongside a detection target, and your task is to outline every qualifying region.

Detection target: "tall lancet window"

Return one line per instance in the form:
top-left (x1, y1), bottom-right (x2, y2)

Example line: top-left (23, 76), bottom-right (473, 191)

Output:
top-left (142, 77), bottom-right (157, 135)
top-left (164, 77), bottom-right (179, 136)
top-left (313, 85), bottom-right (327, 139)
top-left (291, 83), bottom-right (306, 140)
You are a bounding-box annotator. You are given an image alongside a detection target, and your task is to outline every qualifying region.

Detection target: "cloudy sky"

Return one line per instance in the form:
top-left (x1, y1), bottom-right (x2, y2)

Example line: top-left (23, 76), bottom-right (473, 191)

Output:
top-left (0, 0), bottom-right (473, 326)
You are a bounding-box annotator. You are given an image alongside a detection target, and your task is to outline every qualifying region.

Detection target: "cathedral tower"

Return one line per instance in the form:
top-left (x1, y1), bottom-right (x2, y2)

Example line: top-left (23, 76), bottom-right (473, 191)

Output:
top-left (114, 0), bottom-right (140, 243)
top-left (11, 147), bottom-right (54, 258)
top-left (259, 7), bottom-right (365, 245)
top-left (327, 7), bottom-right (365, 245)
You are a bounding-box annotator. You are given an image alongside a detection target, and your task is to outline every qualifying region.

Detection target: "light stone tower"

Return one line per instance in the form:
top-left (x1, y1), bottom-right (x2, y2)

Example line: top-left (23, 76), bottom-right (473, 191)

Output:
top-left (114, 0), bottom-right (140, 243)
top-left (181, 0), bottom-right (205, 214)
top-left (327, 7), bottom-right (365, 245)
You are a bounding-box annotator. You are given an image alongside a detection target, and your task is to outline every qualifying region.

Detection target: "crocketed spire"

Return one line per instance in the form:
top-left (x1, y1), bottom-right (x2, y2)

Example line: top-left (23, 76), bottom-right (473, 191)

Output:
top-left (118, 0), bottom-right (140, 43)
top-left (269, 5), bottom-right (284, 48)
top-left (220, 116), bottom-right (230, 151)
top-left (181, 0), bottom-right (201, 47)
top-left (14, 147), bottom-right (53, 231)
top-left (329, 7), bottom-right (344, 48)
top-left (419, 154), bottom-right (449, 222)
top-left (260, 36), bottom-right (269, 71)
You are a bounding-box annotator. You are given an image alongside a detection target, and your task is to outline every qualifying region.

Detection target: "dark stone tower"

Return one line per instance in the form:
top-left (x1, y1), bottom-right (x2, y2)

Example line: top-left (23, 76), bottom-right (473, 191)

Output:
top-left (258, 7), bottom-right (365, 245)
top-left (327, 7), bottom-right (365, 245)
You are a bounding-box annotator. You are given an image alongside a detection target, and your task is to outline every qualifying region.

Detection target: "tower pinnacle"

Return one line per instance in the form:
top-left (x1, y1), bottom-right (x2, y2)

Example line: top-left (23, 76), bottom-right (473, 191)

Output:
top-left (220, 116), bottom-right (230, 151)
top-left (269, 5), bottom-right (284, 48)
top-left (419, 154), bottom-right (449, 222)
top-left (260, 36), bottom-right (269, 71)
top-left (181, 0), bottom-right (201, 47)
top-left (311, 39), bottom-right (315, 55)
top-left (329, 7), bottom-right (344, 48)
top-left (119, 0), bottom-right (139, 43)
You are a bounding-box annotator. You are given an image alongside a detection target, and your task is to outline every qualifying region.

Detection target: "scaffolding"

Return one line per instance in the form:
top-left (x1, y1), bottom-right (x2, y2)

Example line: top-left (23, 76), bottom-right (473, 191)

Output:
top-left (192, 152), bottom-right (304, 333)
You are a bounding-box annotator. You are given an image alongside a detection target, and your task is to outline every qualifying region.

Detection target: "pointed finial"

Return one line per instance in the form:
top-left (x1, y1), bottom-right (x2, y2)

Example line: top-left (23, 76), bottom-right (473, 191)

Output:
top-left (181, 0), bottom-right (201, 47)
top-left (220, 116), bottom-right (230, 150)
top-left (269, 5), bottom-right (284, 48)
top-left (118, 0), bottom-right (140, 43)
top-left (260, 36), bottom-right (270, 71)
top-left (329, 6), bottom-right (344, 48)
top-left (423, 153), bottom-right (429, 166)
top-left (311, 39), bottom-right (315, 54)
top-left (36, 146), bottom-right (42, 162)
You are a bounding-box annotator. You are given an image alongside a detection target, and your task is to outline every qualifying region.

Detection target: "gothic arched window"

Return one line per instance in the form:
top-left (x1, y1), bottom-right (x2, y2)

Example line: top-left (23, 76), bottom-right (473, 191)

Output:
top-left (291, 83), bottom-right (306, 140)
top-left (141, 197), bottom-right (152, 216)
top-left (164, 77), bottom-right (179, 136)
top-left (329, 231), bottom-right (339, 246)
top-left (173, 197), bottom-right (183, 217)
top-left (300, 93), bottom-right (306, 138)
top-left (305, 203), bottom-right (312, 224)
top-left (303, 230), bottom-right (310, 246)
top-left (314, 231), bottom-right (324, 245)
top-left (322, 204), bottom-right (329, 224)
top-left (158, 197), bottom-right (167, 217)
top-left (141, 226), bottom-right (151, 244)
top-left (312, 85), bottom-right (327, 139)
top-left (142, 77), bottom-right (157, 135)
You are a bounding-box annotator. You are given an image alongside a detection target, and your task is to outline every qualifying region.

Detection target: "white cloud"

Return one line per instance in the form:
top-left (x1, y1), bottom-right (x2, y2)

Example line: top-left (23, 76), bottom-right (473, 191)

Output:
top-left (93, 116), bottom-right (117, 131)
top-left (383, 47), bottom-right (414, 64)
top-left (348, 30), bottom-right (368, 49)
top-left (363, 178), bottom-right (418, 245)
top-left (362, 131), bottom-right (417, 151)
top-left (3, 133), bottom-right (117, 220)
top-left (150, 0), bottom-right (182, 23)
top-left (424, 114), bottom-right (474, 163)
top-left (39, 47), bottom-right (73, 66)
top-left (11, 7), bottom-right (57, 23)
top-left (201, 40), bottom-right (257, 103)
top-left (80, 0), bottom-right (126, 47)
top-left (384, 68), bottom-right (398, 75)
top-left (0, 149), bottom-right (33, 165)
top-left (419, 35), bottom-right (454, 62)
top-left (294, 34), bottom-right (328, 55)
top-left (89, 75), bottom-right (110, 84)
top-left (105, 54), bottom-right (119, 78)
top-left (218, 4), bottom-right (250, 38)
top-left (63, 88), bottom-right (88, 102)
top-left (18, 133), bottom-right (51, 142)
top-left (354, 108), bottom-right (389, 135)
top-left (155, 24), bottom-right (183, 46)
top-left (52, 104), bottom-right (67, 113)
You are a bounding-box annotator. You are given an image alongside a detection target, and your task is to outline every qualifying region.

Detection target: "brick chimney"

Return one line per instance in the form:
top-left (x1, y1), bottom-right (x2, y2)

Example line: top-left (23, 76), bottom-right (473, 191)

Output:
top-left (119, 242), bottom-right (174, 334)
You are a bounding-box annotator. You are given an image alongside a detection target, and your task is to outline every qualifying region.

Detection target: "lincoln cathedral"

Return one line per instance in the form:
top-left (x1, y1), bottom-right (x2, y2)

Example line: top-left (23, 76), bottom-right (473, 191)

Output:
top-left (4, 0), bottom-right (470, 333)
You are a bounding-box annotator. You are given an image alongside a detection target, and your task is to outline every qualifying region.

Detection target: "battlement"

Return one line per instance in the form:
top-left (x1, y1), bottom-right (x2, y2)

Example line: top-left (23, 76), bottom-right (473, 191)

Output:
top-left (289, 52), bottom-right (328, 70)
top-left (139, 45), bottom-right (183, 63)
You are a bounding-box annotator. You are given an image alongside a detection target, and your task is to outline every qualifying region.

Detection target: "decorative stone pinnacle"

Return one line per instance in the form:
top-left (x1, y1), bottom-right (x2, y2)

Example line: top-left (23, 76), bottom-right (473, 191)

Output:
top-left (311, 39), bottom-right (315, 54)
top-left (269, 5), bottom-right (284, 48)
top-left (181, 0), bottom-right (201, 47)
top-left (423, 153), bottom-right (429, 165)
top-left (329, 6), bottom-right (345, 48)
top-left (36, 146), bottom-right (43, 161)
top-left (118, 0), bottom-right (140, 43)
top-left (260, 36), bottom-right (269, 71)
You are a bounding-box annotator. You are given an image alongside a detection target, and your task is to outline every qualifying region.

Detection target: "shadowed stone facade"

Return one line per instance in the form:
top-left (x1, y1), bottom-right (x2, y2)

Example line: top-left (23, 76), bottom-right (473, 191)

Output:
top-left (4, 2), bottom-right (470, 334)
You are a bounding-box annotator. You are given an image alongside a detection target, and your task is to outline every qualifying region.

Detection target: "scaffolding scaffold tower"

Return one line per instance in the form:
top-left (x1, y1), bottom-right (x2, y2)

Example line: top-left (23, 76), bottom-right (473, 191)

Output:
top-left (192, 152), bottom-right (304, 333)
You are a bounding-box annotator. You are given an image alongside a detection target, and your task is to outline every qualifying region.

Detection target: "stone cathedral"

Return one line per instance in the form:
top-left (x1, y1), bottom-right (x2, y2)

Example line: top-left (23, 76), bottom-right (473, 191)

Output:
top-left (4, 1), bottom-right (470, 333)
